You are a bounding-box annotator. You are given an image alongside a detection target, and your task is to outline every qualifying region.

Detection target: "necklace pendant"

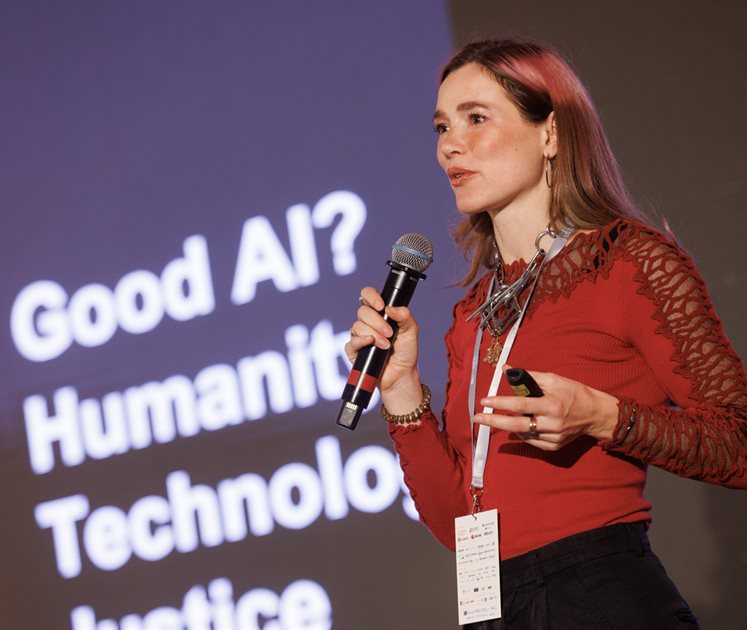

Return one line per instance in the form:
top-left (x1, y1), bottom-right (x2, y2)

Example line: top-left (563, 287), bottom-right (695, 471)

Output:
top-left (485, 336), bottom-right (503, 365)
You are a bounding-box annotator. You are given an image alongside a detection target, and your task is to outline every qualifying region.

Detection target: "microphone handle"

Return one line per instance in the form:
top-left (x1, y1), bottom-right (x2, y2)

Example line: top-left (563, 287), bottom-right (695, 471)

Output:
top-left (337, 261), bottom-right (425, 430)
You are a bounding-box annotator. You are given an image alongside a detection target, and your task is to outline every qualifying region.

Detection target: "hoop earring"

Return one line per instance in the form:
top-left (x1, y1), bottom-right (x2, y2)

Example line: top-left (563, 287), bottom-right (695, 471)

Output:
top-left (544, 158), bottom-right (553, 188)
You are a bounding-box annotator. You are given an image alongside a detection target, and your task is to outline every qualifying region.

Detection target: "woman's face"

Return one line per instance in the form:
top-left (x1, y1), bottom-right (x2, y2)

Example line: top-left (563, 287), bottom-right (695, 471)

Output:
top-left (434, 63), bottom-right (552, 217)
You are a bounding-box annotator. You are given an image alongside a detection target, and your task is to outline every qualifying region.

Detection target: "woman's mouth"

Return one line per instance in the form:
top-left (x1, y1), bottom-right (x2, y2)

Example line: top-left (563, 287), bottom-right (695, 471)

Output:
top-left (447, 168), bottom-right (475, 187)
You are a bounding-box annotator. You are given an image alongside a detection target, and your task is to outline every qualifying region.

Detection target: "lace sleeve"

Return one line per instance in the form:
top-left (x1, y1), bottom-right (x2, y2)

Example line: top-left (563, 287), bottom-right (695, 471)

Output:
top-left (601, 231), bottom-right (747, 487)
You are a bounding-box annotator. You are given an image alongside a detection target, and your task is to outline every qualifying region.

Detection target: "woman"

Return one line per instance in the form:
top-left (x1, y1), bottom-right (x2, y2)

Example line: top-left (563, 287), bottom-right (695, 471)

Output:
top-left (345, 39), bottom-right (746, 629)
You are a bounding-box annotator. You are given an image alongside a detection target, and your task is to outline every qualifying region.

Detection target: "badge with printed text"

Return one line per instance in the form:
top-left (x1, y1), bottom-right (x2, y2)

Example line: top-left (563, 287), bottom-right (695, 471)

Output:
top-left (455, 509), bottom-right (501, 625)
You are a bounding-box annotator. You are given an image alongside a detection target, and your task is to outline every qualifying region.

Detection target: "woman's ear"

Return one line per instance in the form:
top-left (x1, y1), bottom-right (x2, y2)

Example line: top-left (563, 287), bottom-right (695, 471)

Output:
top-left (543, 111), bottom-right (558, 159)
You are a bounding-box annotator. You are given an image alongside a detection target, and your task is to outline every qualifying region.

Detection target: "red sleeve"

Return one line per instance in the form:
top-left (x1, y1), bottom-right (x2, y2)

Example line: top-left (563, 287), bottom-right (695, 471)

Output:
top-left (601, 231), bottom-right (747, 488)
top-left (386, 299), bottom-right (475, 551)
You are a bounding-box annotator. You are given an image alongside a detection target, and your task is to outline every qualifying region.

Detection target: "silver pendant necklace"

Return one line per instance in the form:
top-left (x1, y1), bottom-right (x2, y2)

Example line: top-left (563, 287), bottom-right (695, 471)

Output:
top-left (466, 226), bottom-right (557, 364)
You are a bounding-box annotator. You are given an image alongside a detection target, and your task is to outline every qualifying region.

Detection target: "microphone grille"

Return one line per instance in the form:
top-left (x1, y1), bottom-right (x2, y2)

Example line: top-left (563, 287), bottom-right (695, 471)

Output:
top-left (391, 233), bottom-right (434, 273)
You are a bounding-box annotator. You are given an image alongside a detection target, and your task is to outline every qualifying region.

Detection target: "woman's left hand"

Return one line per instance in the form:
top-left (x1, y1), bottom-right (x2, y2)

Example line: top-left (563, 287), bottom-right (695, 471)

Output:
top-left (473, 368), bottom-right (620, 450)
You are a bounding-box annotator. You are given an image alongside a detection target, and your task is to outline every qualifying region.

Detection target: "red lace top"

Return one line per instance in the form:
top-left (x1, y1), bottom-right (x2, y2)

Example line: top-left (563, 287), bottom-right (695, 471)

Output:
top-left (388, 219), bottom-right (746, 558)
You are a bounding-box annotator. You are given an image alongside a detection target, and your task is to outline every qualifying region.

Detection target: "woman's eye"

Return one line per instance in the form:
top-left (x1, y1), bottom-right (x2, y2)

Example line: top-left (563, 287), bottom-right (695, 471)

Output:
top-left (434, 123), bottom-right (448, 135)
top-left (469, 113), bottom-right (486, 124)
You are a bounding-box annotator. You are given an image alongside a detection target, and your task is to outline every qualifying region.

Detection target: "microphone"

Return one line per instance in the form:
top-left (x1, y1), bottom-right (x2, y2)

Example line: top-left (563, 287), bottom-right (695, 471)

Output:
top-left (336, 233), bottom-right (433, 430)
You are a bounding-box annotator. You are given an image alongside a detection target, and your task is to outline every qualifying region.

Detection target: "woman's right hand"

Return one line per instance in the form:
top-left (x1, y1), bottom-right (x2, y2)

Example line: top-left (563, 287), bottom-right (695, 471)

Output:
top-left (344, 286), bottom-right (425, 415)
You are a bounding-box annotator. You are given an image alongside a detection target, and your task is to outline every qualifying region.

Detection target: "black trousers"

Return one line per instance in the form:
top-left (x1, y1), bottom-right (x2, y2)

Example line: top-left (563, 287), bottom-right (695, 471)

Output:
top-left (464, 522), bottom-right (699, 630)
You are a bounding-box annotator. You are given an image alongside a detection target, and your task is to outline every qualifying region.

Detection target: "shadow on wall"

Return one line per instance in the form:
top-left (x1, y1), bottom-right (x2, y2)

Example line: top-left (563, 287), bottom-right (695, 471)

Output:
top-left (646, 469), bottom-right (747, 630)
top-left (703, 482), bottom-right (747, 629)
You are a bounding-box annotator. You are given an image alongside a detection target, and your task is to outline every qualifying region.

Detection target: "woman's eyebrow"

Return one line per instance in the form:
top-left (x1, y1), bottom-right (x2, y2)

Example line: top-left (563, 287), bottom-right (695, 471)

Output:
top-left (433, 101), bottom-right (490, 120)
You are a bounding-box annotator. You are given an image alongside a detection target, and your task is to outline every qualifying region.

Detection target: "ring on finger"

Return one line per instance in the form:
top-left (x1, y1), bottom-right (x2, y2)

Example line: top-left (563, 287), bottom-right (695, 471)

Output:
top-left (528, 417), bottom-right (539, 438)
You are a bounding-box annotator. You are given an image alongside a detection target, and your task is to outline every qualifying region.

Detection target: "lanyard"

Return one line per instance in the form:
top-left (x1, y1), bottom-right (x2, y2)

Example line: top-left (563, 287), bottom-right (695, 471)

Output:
top-left (468, 228), bottom-right (573, 498)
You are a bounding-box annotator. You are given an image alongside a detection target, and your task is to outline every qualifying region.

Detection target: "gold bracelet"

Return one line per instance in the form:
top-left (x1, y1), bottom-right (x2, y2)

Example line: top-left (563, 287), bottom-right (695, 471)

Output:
top-left (380, 384), bottom-right (432, 424)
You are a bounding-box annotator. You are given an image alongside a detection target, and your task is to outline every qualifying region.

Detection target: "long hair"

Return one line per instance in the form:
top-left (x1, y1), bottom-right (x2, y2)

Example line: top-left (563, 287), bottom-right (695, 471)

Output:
top-left (443, 39), bottom-right (651, 285)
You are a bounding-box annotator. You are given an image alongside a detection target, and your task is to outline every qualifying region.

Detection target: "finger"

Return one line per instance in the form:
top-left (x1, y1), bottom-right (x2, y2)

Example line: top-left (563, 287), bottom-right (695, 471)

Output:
top-left (349, 320), bottom-right (389, 350)
top-left (347, 326), bottom-right (375, 345)
top-left (475, 414), bottom-right (572, 451)
top-left (482, 392), bottom-right (564, 419)
top-left (344, 329), bottom-right (376, 357)
top-left (473, 412), bottom-right (537, 434)
top-left (474, 412), bottom-right (567, 440)
top-left (384, 305), bottom-right (417, 330)
top-left (356, 308), bottom-right (394, 346)
top-left (360, 286), bottom-right (385, 311)
top-left (479, 394), bottom-right (542, 416)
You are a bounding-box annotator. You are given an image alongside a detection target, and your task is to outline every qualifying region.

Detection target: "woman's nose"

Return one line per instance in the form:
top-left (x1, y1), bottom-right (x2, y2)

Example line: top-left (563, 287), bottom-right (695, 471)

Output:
top-left (439, 128), bottom-right (465, 159)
